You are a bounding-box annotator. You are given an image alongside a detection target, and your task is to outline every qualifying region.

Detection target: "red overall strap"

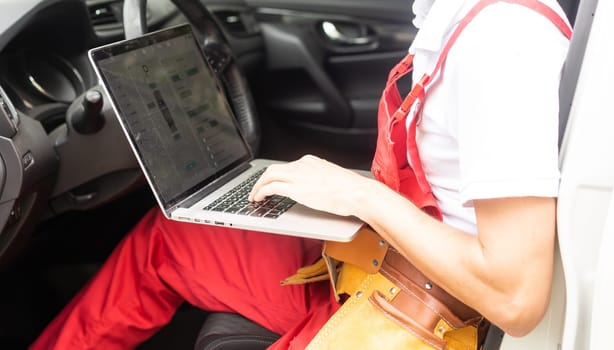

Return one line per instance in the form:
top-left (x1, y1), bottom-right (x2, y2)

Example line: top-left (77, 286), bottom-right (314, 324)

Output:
top-left (388, 52), bottom-right (414, 82)
top-left (403, 0), bottom-right (573, 195)
top-left (426, 0), bottom-right (572, 88)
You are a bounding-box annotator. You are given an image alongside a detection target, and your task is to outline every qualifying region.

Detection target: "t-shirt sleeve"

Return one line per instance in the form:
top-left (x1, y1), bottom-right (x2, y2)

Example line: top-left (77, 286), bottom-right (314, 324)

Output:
top-left (447, 4), bottom-right (570, 206)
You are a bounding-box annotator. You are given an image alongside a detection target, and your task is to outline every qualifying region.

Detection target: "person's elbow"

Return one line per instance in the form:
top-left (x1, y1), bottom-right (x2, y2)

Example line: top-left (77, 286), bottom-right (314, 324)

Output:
top-left (491, 285), bottom-right (552, 337)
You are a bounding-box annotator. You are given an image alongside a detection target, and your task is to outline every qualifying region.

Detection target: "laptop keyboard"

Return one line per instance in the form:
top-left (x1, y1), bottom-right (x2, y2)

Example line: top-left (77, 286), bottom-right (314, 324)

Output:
top-left (203, 168), bottom-right (296, 219)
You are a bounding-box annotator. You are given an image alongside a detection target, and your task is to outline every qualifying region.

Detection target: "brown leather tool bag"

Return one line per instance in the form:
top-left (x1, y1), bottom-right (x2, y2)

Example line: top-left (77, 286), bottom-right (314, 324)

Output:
top-left (303, 227), bottom-right (488, 350)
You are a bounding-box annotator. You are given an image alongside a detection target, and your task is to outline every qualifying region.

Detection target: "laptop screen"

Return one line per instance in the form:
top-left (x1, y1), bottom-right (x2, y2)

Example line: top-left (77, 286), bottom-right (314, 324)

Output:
top-left (90, 25), bottom-right (252, 210)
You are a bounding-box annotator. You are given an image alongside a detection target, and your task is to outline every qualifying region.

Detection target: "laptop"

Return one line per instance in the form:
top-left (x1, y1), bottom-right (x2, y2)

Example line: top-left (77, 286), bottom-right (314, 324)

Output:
top-left (88, 24), bottom-right (363, 242)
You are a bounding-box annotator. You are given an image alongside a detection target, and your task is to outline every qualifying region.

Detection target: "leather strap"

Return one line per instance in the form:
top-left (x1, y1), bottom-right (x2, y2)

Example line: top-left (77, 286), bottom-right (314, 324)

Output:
top-left (381, 248), bottom-right (481, 325)
top-left (324, 228), bottom-right (480, 326)
top-left (370, 291), bottom-right (447, 349)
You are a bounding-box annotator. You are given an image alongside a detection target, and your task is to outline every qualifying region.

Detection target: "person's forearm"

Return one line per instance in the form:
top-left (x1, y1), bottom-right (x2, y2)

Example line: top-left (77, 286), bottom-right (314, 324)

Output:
top-left (354, 181), bottom-right (498, 315)
top-left (352, 179), bottom-right (555, 336)
top-left (247, 155), bottom-right (554, 335)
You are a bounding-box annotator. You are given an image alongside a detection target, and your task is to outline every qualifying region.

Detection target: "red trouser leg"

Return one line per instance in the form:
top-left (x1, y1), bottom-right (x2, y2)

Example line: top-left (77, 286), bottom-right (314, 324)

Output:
top-left (30, 208), bottom-right (338, 349)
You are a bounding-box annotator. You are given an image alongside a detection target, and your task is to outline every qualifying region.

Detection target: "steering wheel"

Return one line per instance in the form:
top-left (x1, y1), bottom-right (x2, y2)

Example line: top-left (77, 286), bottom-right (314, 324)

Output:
top-left (123, 0), bottom-right (261, 154)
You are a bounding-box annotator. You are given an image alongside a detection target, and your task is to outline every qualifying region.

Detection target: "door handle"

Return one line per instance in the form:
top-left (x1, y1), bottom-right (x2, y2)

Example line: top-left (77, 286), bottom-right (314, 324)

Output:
top-left (320, 21), bottom-right (376, 46)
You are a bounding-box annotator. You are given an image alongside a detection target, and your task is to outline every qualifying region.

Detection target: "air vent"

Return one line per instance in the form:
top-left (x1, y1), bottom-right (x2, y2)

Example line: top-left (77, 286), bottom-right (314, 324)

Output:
top-left (88, 1), bottom-right (121, 26)
top-left (213, 10), bottom-right (257, 36)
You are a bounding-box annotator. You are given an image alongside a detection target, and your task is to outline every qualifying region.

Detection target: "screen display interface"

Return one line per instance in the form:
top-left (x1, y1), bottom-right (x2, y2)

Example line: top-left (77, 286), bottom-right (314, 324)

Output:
top-left (92, 25), bottom-right (251, 208)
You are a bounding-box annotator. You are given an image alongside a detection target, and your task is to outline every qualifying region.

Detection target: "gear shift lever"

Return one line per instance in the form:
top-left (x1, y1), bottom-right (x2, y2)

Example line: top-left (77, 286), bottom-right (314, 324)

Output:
top-left (69, 90), bottom-right (105, 134)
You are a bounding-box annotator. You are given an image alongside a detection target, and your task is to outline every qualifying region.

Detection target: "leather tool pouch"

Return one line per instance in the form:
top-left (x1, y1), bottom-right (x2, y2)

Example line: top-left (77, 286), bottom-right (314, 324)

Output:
top-left (302, 227), bottom-right (488, 350)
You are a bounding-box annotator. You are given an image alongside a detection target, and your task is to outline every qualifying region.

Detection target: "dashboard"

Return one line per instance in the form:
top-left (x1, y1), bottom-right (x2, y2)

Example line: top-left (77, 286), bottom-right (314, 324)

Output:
top-left (0, 0), bottom-right (190, 266)
top-left (0, 0), bottom-right (180, 130)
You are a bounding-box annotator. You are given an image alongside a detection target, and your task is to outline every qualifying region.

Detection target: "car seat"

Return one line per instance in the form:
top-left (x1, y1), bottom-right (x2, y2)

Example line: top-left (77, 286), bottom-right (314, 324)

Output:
top-left (194, 312), bottom-right (280, 350)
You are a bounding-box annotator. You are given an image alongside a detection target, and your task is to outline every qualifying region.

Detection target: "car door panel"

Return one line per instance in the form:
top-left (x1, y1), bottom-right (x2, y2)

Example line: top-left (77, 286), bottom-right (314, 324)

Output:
top-left (257, 4), bottom-right (414, 150)
top-left (245, 0), bottom-right (413, 23)
top-left (207, 0), bottom-right (415, 152)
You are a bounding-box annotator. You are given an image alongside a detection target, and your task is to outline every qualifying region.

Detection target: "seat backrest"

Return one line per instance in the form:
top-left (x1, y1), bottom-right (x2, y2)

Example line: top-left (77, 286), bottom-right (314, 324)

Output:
top-left (558, 0), bottom-right (597, 146)
top-left (557, 0), bottom-right (580, 25)
top-left (556, 1), bottom-right (614, 349)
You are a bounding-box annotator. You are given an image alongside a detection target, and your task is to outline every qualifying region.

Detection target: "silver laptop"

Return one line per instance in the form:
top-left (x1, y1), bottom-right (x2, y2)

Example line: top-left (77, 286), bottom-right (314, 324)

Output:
top-left (88, 24), bottom-right (362, 242)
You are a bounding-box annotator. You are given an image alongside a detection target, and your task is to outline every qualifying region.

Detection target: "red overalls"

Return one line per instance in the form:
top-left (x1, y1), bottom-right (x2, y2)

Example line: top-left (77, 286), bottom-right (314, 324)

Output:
top-left (31, 1), bottom-right (571, 349)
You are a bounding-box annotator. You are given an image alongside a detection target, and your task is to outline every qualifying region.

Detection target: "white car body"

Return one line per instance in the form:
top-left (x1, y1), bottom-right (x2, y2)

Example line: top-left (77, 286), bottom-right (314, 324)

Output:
top-left (0, 0), bottom-right (611, 348)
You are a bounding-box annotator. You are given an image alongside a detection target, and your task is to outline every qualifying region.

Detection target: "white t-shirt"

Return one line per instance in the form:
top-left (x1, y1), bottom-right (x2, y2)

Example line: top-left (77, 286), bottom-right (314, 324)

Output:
top-left (408, 0), bottom-right (570, 234)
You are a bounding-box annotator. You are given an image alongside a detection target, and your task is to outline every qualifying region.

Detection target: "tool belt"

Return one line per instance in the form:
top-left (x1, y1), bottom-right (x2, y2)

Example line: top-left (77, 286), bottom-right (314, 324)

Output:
top-left (283, 227), bottom-right (489, 350)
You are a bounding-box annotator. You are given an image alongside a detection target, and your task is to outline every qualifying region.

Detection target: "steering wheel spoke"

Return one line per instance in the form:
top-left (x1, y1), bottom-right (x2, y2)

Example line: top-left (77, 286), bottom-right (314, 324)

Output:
top-left (122, 0), bottom-right (261, 154)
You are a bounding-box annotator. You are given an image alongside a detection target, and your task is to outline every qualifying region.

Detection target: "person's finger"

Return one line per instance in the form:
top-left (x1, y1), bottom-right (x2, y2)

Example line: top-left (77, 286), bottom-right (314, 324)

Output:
top-left (249, 164), bottom-right (294, 200)
top-left (251, 181), bottom-right (292, 202)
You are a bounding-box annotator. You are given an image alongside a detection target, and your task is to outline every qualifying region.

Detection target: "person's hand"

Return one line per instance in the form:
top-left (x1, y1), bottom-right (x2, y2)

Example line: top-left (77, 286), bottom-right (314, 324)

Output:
top-left (249, 155), bottom-right (372, 217)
